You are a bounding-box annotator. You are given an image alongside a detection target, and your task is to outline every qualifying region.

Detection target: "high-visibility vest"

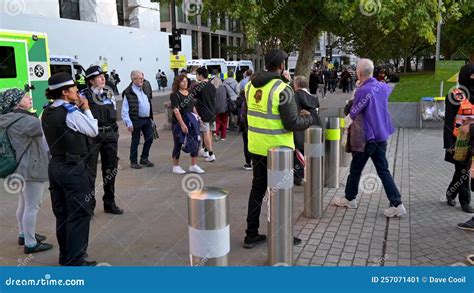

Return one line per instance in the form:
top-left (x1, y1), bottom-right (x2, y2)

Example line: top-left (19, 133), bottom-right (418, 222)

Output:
top-left (453, 89), bottom-right (474, 137)
top-left (245, 79), bottom-right (294, 156)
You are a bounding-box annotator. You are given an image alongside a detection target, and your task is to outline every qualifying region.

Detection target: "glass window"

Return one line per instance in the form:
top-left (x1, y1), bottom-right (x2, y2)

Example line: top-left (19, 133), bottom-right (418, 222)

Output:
top-left (116, 0), bottom-right (125, 26)
top-left (0, 46), bottom-right (16, 78)
top-left (59, 0), bottom-right (80, 20)
top-left (219, 14), bottom-right (226, 30)
top-left (50, 65), bottom-right (72, 76)
top-left (177, 4), bottom-right (185, 23)
top-left (200, 16), bottom-right (208, 27)
top-left (160, 0), bottom-right (170, 22)
top-left (192, 31), bottom-right (198, 52)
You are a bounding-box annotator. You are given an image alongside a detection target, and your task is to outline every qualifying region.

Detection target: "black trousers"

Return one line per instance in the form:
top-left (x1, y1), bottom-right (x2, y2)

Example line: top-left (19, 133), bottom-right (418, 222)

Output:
top-left (49, 159), bottom-right (92, 266)
top-left (85, 129), bottom-right (119, 209)
top-left (130, 118), bottom-right (154, 163)
top-left (242, 130), bottom-right (251, 165)
top-left (246, 154), bottom-right (267, 237)
top-left (446, 161), bottom-right (472, 205)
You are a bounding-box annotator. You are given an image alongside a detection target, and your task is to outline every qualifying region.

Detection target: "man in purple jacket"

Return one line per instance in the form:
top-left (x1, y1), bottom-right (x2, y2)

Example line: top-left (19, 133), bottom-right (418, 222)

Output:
top-left (333, 58), bottom-right (406, 218)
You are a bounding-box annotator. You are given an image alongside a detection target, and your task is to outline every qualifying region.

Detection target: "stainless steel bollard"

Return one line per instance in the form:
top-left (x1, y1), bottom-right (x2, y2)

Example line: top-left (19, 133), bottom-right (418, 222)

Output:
top-left (339, 108), bottom-right (351, 167)
top-left (325, 117), bottom-right (340, 188)
top-left (188, 187), bottom-right (229, 266)
top-left (304, 126), bottom-right (324, 218)
top-left (267, 147), bottom-right (294, 266)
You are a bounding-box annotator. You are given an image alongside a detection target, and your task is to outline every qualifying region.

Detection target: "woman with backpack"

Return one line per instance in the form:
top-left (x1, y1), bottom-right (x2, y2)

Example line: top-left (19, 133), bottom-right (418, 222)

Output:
top-left (0, 89), bottom-right (53, 254)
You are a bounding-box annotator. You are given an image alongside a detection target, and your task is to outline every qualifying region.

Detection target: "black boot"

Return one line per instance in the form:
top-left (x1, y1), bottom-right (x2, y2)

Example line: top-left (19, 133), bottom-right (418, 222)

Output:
top-left (243, 234), bottom-right (267, 249)
top-left (446, 196), bottom-right (456, 207)
top-left (24, 242), bottom-right (53, 254)
top-left (104, 202), bottom-right (124, 214)
top-left (461, 204), bottom-right (474, 213)
top-left (18, 234), bottom-right (47, 246)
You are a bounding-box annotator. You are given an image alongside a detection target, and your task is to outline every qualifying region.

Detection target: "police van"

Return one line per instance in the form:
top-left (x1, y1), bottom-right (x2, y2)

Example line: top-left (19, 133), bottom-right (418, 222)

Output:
top-left (226, 60), bottom-right (254, 81)
top-left (50, 55), bottom-right (87, 90)
top-left (0, 29), bottom-right (50, 113)
top-left (186, 59), bottom-right (228, 80)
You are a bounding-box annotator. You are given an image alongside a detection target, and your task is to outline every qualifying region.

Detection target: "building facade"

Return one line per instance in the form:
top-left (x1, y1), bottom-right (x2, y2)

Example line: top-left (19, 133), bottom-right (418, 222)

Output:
top-left (160, 2), bottom-right (264, 72)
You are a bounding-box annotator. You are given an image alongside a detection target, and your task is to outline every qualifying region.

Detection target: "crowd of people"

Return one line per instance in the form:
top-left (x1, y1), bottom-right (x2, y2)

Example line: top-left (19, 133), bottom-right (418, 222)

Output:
top-left (0, 50), bottom-right (472, 266)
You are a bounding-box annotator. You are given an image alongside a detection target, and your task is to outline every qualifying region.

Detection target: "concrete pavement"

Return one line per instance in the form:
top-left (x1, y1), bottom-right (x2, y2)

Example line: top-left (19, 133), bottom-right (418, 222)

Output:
top-left (0, 89), bottom-right (472, 267)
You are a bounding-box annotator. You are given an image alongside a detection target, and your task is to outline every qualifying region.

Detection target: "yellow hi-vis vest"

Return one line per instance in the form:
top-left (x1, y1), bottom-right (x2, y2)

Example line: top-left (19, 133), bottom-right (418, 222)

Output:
top-left (245, 79), bottom-right (294, 156)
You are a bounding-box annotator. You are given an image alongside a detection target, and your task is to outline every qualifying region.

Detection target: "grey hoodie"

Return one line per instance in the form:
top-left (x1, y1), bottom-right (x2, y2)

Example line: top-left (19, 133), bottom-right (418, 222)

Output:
top-left (0, 110), bottom-right (49, 181)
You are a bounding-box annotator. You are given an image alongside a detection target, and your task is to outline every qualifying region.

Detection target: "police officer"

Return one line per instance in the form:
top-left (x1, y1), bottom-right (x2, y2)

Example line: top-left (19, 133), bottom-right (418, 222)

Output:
top-left (242, 49), bottom-right (313, 249)
top-left (82, 66), bottom-right (123, 215)
top-left (41, 72), bottom-right (99, 266)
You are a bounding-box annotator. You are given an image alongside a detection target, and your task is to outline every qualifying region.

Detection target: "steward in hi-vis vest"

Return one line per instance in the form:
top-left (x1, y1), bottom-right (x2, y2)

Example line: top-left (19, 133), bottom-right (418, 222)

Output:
top-left (242, 49), bottom-right (313, 249)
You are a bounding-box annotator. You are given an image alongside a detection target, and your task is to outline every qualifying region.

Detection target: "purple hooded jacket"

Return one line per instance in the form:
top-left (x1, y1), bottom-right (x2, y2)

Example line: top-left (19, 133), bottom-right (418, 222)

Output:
top-left (349, 77), bottom-right (395, 142)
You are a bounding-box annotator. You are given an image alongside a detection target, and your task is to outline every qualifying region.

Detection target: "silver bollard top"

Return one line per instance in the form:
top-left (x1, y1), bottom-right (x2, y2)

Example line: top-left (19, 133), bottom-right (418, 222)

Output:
top-left (188, 187), bottom-right (229, 200)
top-left (305, 126), bottom-right (324, 144)
top-left (268, 146), bottom-right (293, 171)
top-left (325, 116), bottom-right (340, 129)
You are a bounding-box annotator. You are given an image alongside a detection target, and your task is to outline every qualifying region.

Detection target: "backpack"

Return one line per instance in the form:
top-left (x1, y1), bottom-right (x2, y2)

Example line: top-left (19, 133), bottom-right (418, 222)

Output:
top-left (0, 117), bottom-right (24, 178)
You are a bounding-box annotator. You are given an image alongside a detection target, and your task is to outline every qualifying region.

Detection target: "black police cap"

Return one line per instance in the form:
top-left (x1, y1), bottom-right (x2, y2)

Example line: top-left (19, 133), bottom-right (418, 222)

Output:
top-left (48, 72), bottom-right (76, 90)
top-left (85, 65), bottom-right (105, 80)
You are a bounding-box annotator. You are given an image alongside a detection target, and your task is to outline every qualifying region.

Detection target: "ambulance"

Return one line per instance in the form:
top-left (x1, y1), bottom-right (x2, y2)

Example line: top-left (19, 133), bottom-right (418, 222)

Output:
top-left (0, 29), bottom-right (50, 113)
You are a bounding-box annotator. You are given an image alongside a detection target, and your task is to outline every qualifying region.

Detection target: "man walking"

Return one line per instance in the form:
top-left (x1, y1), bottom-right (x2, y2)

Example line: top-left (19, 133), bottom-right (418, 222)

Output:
top-left (193, 67), bottom-right (217, 162)
top-left (121, 70), bottom-right (155, 169)
top-left (333, 58), bottom-right (407, 218)
top-left (242, 49), bottom-right (313, 248)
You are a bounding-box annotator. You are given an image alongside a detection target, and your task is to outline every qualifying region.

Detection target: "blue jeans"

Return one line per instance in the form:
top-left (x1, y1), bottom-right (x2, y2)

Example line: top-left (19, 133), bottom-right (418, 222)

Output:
top-left (345, 141), bottom-right (402, 207)
top-left (130, 118), bottom-right (154, 163)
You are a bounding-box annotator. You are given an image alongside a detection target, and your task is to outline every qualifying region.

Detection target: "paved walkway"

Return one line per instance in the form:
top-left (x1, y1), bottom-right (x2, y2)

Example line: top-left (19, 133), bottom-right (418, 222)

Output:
top-left (0, 90), bottom-right (472, 267)
top-left (294, 128), bottom-right (473, 266)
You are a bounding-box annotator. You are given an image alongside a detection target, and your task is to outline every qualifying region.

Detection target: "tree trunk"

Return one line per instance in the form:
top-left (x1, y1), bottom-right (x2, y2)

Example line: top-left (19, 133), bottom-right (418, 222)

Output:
top-left (294, 27), bottom-right (319, 78)
top-left (415, 56), bottom-right (419, 72)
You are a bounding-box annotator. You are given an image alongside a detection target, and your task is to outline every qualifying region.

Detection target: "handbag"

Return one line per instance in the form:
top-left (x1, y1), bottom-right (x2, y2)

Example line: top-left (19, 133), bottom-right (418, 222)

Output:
top-left (152, 120), bottom-right (159, 139)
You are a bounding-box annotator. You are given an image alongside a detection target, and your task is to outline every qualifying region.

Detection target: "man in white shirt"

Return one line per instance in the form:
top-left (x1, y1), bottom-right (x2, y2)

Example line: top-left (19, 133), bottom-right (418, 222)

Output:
top-left (121, 70), bottom-right (155, 169)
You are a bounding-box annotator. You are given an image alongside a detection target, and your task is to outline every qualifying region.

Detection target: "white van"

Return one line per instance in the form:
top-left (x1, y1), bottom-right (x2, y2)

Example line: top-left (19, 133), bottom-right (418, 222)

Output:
top-left (226, 60), bottom-right (254, 81)
top-left (186, 59), bottom-right (228, 80)
top-left (50, 55), bottom-right (86, 89)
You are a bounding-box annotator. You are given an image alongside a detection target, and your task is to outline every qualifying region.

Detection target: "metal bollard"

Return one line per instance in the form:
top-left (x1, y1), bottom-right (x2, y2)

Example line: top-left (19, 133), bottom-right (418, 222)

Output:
top-left (325, 117), bottom-right (340, 188)
top-left (188, 187), bottom-right (229, 266)
top-left (339, 108), bottom-right (351, 167)
top-left (304, 126), bottom-right (324, 218)
top-left (267, 147), bottom-right (294, 266)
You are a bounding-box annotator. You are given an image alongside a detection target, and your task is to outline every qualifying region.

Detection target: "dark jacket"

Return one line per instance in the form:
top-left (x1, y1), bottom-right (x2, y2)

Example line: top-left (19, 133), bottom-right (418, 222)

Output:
top-left (181, 112), bottom-right (200, 154)
top-left (344, 100), bottom-right (365, 153)
top-left (443, 90), bottom-right (474, 165)
top-left (293, 89), bottom-right (322, 150)
top-left (122, 83), bottom-right (154, 122)
top-left (309, 72), bottom-right (318, 94)
top-left (242, 71), bottom-right (313, 133)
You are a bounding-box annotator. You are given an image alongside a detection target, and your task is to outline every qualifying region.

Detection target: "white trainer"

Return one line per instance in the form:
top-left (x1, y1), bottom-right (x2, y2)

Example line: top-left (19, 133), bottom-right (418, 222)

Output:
top-left (199, 148), bottom-right (209, 158)
top-left (205, 154), bottom-right (216, 162)
top-left (172, 166), bottom-right (186, 174)
top-left (384, 204), bottom-right (407, 218)
top-left (189, 165), bottom-right (205, 174)
top-left (333, 196), bottom-right (358, 208)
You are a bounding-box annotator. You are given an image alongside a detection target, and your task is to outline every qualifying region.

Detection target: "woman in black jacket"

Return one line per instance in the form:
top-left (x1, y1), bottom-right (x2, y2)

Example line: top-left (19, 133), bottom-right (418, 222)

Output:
top-left (443, 63), bottom-right (474, 213)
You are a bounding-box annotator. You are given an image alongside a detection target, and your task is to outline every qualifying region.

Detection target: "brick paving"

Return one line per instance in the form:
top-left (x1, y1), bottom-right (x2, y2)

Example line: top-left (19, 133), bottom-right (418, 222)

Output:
top-left (294, 128), bottom-right (474, 266)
